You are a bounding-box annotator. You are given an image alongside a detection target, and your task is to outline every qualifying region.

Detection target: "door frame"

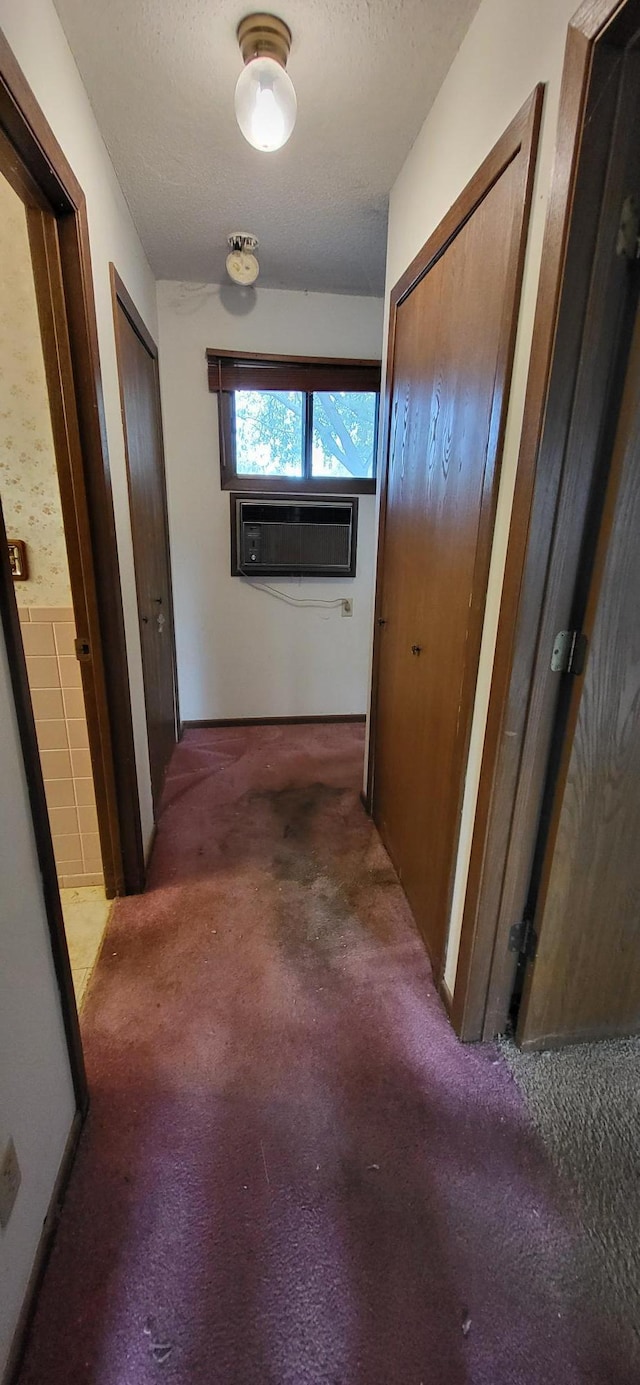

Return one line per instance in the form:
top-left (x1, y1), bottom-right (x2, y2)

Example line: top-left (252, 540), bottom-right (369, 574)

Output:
top-left (366, 87), bottom-right (543, 997)
top-left (0, 32), bottom-right (145, 899)
top-left (110, 263), bottom-right (180, 811)
top-left (451, 0), bottom-right (640, 1040)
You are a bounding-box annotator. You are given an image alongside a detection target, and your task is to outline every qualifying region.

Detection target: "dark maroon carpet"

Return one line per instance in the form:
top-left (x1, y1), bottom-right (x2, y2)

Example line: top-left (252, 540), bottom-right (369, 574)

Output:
top-left (18, 725), bottom-right (632, 1383)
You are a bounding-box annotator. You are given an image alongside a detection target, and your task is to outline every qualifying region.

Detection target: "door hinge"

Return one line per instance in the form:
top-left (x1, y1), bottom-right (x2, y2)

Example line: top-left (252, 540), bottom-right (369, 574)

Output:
top-left (616, 194), bottom-right (640, 262)
top-left (550, 629), bottom-right (587, 675)
top-left (508, 916), bottom-right (537, 962)
top-left (74, 636), bottom-right (91, 662)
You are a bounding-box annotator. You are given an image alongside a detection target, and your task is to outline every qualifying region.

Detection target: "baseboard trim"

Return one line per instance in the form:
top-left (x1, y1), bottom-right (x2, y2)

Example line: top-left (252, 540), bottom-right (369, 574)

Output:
top-left (144, 822), bottom-right (158, 869)
top-left (439, 975), bottom-right (454, 1018)
top-left (181, 715), bottom-right (367, 729)
top-left (3, 1107), bottom-right (84, 1385)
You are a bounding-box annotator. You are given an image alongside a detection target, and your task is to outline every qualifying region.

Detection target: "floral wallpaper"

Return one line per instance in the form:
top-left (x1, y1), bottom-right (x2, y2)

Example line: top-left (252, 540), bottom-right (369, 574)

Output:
top-left (0, 174), bottom-right (72, 607)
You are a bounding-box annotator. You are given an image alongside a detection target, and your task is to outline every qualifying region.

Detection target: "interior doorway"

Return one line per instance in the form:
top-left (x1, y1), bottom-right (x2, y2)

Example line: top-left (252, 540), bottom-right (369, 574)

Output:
top-left (0, 31), bottom-right (152, 1104)
top-left (111, 266), bottom-right (179, 813)
top-left (517, 289), bottom-right (640, 1046)
top-left (0, 170), bottom-right (112, 1007)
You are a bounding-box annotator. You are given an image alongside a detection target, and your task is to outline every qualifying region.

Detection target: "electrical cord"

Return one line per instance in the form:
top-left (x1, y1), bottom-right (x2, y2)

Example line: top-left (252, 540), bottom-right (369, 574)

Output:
top-left (238, 567), bottom-right (346, 608)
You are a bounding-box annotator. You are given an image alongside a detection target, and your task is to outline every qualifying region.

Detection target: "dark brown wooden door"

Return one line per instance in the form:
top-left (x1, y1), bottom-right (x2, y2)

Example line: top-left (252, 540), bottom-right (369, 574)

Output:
top-left (372, 99), bottom-right (540, 976)
top-left (518, 300), bottom-right (640, 1048)
top-left (112, 271), bottom-right (177, 813)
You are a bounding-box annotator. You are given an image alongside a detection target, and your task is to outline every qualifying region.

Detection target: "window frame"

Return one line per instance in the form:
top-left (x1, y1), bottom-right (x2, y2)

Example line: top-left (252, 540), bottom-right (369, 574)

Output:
top-left (207, 349), bottom-right (380, 495)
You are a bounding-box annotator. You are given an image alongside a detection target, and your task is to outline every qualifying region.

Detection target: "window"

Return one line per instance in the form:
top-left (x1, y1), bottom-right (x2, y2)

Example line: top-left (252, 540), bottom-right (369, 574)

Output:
top-left (207, 350), bottom-right (380, 494)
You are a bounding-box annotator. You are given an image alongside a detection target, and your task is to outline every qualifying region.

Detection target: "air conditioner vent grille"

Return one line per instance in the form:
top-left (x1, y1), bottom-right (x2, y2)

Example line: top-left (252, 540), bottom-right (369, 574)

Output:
top-left (246, 521), bottom-right (349, 570)
top-left (231, 495), bottom-right (358, 577)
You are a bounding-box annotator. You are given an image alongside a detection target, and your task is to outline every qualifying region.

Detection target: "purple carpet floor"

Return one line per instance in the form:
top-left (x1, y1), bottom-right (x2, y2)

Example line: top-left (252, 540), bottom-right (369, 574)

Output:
top-left (18, 725), bottom-right (633, 1383)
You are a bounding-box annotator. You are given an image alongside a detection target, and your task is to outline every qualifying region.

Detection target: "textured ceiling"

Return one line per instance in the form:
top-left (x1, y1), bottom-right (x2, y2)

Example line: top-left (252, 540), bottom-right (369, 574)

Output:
top-left (53, 0), bottom-right (480, 295)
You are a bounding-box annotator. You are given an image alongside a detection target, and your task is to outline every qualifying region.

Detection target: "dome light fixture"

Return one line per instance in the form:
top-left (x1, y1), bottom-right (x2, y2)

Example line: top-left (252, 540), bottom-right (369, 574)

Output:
top-left (234, 13), bottom-right (296, 153)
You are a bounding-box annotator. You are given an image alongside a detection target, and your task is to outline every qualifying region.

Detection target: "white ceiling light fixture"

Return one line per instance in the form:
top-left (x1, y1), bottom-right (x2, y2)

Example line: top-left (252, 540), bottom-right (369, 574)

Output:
top-left (226, 232), bottom-right (260, 285)
top-left (234, 13), bottom-right (297, 153)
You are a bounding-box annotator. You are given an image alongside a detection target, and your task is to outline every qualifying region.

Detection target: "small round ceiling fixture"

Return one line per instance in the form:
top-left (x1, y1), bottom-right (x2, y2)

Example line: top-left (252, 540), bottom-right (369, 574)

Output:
top-left (226, 232), bottom-right (260, 285)
top-left (234, 13), bottom-right (296, 153)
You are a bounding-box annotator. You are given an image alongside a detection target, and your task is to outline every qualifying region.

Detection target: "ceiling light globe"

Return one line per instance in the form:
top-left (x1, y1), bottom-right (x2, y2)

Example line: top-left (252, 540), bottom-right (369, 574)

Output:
top-left (234, 56), bottom-right (297, 153)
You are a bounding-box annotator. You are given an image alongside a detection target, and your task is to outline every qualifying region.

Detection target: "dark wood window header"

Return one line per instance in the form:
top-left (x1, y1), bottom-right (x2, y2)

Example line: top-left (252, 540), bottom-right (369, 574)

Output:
top-left (206, 348), bottom-right (381, 394)
top-left (208, 348), bottom-right (380, 495)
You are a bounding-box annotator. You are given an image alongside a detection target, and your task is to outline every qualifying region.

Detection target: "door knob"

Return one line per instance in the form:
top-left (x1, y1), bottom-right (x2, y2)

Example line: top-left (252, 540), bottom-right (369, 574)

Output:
top-left (411, 644), bottom-right (422, 655)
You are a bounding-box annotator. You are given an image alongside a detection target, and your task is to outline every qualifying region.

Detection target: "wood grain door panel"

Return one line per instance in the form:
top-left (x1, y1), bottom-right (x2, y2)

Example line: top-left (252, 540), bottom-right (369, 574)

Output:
top-left (517, 301), bottom-right (640, 1047)
top-left (112, 273), bottom-right (177, 813)
top-left (372, 96), bottom-right (541, 976)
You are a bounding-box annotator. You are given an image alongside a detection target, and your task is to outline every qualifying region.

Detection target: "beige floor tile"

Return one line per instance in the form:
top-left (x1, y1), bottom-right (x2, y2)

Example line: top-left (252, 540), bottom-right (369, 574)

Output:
top-left (60, 886), bottom-right (111, 972)
top-left (72, 967), bottom-right (89, 1007)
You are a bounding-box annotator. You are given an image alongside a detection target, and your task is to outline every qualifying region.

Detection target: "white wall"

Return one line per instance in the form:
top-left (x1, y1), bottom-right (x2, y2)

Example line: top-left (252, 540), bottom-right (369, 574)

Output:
top-left (0, 2), bottom-right (158, 1372)
top-left (157, 283), bottom-right (383, 721)
top-left (0, 0), bottom-right (157, 851)
top-left (377, 0), bottom-right (579, 994)
top-left (0, 625), bottom-right (76, 1375)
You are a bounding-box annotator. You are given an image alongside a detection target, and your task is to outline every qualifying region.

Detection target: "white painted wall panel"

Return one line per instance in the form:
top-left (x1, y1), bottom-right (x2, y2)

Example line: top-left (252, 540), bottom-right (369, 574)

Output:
top-left (157, 282), bottom-right (383, 721)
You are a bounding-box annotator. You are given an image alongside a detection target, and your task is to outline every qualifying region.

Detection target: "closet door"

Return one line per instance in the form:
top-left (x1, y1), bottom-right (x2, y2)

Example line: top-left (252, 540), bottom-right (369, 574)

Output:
top-left (372, 94), bottom-right (541, 975)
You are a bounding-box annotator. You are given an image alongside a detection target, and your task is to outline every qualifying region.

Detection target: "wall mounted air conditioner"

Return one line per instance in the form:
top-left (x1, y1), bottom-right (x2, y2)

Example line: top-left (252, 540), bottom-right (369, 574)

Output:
top-left (230, 495), bottom-right (358, 577)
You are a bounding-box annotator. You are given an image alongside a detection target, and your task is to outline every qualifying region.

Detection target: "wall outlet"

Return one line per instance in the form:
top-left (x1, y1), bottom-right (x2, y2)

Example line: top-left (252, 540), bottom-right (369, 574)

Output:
top-left (341, 599), bottom-right (353, 617)
top-left (0, 1138), bottom-right (22, 1229)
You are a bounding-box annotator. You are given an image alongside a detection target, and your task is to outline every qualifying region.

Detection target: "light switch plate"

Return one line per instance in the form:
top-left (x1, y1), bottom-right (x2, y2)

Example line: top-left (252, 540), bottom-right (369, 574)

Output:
top-left (0, 1138), bottom-right (22, 1229)
top-left (341, 599), bottom-right (353, 617)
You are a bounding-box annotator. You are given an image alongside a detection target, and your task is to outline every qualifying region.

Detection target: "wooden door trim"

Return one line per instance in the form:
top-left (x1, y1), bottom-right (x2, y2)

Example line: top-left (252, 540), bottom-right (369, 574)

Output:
top-left (366, 86), bottom-right (543, 988)
top-left (110, 263), bottom-right (180, 800)
top-left (390, 91), bottom-right (543, 312)
top-left (518, 299), bottom-right (640, 1047)
top-left (111, 262), bottom-right (159, 360)
top-left (451, 0), bottom-right (640, 1040)
top-left (25, 209), bottom-right (124, 898)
